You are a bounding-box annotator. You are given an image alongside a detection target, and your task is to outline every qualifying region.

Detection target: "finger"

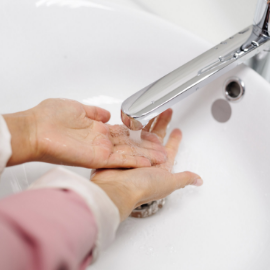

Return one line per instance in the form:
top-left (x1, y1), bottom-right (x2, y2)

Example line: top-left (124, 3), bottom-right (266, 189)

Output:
top-left (151, 109), bottom-right (173, 142)
top-left (172, 171), bottom-right (203, 189)
top-left (82, 105), bottom-right (111, 123)
top-left (143, 118), bottom-right (156, 132)
top-left (135, 169), bottom-right (203, 206)
top-left (140, 130), bottom-right (161, 144)
top-left (165, 129), bottom-right (182, 163)
top-left (106, 153), bottom-right (152, 168)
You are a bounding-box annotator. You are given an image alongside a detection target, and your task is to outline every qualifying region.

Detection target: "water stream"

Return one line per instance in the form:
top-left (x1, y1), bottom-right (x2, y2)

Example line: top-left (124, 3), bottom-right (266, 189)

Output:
top-left (129, 130), bottom-right (142, 143)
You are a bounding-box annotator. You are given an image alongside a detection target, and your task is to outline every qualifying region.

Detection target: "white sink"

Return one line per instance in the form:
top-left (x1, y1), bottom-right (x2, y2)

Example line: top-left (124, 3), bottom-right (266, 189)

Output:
top-left (1, 1), bottom-right (270, 270)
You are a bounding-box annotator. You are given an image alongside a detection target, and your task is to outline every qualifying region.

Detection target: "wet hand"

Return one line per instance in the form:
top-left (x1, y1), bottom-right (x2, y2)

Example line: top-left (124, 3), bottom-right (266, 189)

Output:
top-left (4, 98), bottom-right (167, 168)
top-left (91, 110), bottom-right (203, 221)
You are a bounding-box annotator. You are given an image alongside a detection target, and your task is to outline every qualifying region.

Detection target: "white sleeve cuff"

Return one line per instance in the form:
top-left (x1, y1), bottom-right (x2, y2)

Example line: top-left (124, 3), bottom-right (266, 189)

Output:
top-left (28, 167), bottom-right (120, 261)
top-left (0, 115), bottom-right (12, 176)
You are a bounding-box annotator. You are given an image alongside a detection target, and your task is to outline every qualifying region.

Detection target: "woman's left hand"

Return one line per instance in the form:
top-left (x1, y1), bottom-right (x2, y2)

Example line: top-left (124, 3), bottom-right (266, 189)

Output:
top-left (4, 98), bottom-right (167, 168)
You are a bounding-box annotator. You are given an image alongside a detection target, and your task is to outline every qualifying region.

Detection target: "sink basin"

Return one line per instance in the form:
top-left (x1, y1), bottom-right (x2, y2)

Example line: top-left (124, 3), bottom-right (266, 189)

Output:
top-left (1, 1), bottom-right (270, 270)
top-left (92, 66), bottom-right (270, 270)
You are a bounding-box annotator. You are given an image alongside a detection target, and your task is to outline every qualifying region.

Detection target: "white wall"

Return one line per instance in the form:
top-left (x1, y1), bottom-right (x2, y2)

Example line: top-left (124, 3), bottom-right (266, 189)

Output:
top-left (110, 0), bottom-right (258, 44)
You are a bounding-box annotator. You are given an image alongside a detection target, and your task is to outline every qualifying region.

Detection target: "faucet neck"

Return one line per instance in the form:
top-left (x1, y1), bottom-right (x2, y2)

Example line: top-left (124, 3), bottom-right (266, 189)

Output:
top-left (241, 0), bottom-right (270, 51)
top-left (254, 0), bottom-right (270, 36)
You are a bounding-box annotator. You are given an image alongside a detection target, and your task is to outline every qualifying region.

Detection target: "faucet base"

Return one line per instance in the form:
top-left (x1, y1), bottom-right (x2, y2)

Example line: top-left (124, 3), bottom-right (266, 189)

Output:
top-left (245, 49), bottom-right (270, 82)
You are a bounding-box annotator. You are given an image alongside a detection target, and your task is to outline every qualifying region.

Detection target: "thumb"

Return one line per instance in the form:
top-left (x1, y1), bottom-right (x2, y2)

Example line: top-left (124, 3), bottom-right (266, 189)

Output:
top-left (172, 171), bottom-right (203, 189)
top-left (82, 105), bottom-right (111, 123)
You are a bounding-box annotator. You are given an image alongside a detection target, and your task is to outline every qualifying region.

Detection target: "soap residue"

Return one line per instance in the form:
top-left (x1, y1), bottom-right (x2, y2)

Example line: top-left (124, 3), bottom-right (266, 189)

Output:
top-left (109, 125), bottom-right (166, 165)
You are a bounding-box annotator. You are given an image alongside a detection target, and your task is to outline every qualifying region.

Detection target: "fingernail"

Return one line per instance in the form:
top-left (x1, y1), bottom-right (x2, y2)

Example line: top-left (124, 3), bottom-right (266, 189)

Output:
top-left (192, 178), bottom-right (203, 186)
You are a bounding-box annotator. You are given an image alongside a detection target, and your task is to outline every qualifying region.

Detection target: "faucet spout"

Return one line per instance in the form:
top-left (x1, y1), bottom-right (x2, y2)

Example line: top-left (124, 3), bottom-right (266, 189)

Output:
top-left (121, 0), bottom-right (270, 130)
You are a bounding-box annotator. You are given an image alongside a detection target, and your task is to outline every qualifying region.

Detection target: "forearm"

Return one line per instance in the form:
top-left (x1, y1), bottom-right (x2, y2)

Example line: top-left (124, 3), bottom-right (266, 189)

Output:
top-left (3, 110), bottom-right (36, 166)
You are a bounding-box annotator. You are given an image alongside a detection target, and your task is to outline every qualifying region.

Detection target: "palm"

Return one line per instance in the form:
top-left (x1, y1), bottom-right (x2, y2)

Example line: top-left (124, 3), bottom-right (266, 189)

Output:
top-left (91, 127), bottom-right (202, 221)
top-left (91, 126), bottom-right (180, 206)
top-left (91, 166), bottom-right (175, 206)
top-left (31, 99), bottom-right (166, 168)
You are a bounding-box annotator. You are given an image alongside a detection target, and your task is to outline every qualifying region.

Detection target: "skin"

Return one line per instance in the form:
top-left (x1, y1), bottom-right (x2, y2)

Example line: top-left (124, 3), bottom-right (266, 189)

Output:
top-left (3, 99), bottom-right (203, 221)
top-left (3, 98), bottom-right (168, 168)
top-left (91, 109), bottom-right (203, 222)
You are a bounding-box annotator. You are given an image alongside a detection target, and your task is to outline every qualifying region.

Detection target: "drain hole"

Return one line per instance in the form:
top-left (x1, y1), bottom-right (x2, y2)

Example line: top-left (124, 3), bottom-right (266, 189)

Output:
top-left (224, 77), bottom-right (245, 101)
top-left (137, 203), bottom-right (150, 210)
top-left (226, 81), bottom-right (241, 98)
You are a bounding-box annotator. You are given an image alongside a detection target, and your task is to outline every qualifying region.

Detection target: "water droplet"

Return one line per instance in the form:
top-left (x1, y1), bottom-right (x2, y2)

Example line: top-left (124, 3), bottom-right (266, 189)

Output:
top-left (151, 100), bottom-right (155, 104)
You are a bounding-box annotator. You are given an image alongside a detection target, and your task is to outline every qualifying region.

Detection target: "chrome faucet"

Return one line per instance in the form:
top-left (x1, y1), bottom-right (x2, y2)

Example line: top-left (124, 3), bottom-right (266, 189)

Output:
top-left (121, 0), bottom-right (270, 130)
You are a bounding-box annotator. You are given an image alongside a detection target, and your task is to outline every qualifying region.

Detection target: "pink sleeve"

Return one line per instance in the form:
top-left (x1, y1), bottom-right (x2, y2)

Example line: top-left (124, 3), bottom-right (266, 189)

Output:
top-left (0, 188), bottom-right (98, 270)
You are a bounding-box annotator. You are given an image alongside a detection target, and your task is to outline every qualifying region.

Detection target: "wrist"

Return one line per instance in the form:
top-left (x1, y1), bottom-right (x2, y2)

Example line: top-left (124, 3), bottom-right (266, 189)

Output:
top-left (93, 181), bottom-right (137, 222)
top-left (3, 110), bottom-right (37, 166)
